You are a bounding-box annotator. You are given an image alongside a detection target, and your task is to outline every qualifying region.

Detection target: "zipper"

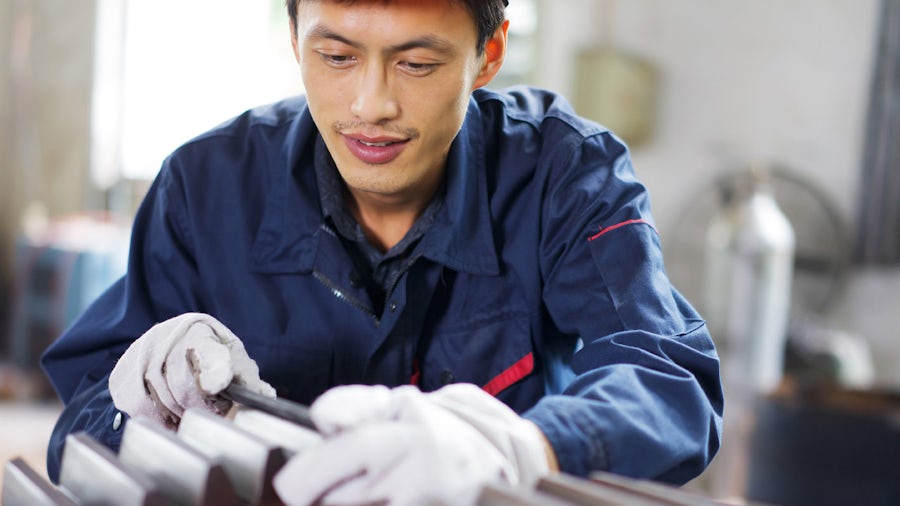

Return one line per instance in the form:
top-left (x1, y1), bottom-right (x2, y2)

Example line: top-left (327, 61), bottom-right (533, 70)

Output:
top-left (313, 271), bottom-right (380, 325)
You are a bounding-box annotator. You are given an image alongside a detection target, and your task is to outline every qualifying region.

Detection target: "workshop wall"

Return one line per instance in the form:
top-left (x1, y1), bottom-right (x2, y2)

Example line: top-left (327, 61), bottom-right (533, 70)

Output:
top-left (1, 1), bottom-right (99, 219)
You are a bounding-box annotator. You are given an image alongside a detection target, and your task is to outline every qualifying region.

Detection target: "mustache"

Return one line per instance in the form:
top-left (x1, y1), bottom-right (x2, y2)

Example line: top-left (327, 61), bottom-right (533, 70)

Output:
top-left (332, 121), bottom-right (420, 140)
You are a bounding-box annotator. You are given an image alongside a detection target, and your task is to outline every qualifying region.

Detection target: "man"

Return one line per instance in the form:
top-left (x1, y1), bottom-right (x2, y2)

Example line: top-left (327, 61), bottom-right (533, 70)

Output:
top-left (42, 0), bottom-right (723, 504)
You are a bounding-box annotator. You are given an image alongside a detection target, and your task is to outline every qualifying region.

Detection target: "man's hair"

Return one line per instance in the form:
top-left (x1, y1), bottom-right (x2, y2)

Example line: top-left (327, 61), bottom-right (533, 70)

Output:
top-left (285, 0), bottom-right (507, 55)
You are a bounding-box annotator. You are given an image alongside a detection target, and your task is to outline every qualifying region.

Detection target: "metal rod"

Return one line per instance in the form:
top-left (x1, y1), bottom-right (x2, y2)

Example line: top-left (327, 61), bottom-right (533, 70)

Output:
top-left (220, 383), bottom-right (316, 430)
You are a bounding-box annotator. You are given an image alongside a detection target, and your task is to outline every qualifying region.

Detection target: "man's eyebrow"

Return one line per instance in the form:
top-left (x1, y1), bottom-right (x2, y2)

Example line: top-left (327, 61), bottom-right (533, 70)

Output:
top-left (305, 24), bottom-right (363, 49)
top-left (305, 24), bottom-right (456, 56)
top-left (387, 35), bottom-right (456, 56)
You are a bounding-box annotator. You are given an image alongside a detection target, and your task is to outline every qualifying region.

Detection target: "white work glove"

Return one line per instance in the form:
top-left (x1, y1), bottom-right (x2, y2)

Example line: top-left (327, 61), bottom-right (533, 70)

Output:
top-left (273, 383), bottom-right (550, 506)
top-left (109, 312), bottom-right (275, 428)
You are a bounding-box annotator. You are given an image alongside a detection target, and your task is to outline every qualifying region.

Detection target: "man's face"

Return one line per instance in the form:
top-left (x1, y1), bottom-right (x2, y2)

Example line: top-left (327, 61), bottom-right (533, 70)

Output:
top-left (291, 0), bottom-right (505, 209)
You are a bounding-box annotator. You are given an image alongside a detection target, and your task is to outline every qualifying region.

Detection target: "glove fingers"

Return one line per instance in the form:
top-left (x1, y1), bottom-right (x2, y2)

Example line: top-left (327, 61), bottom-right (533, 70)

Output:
top-left (275, 423), bottom-right (451, 506)
top-left (180, 324), bottom-right (235, 394)
top-left (427, 383), bottom-right (550, 486)
top-left (273, 437), bottom-right (371, 506)
top-left (111, 318), bottom-right (185, 421)
top-left (310, 384), bottom-right (395, 435)
top-left (187, 315), bottom-right (276, 398)
top-left (109, 357), bottom-right (171, 427)
top-left (225, 339), bottom-right (277, 398)
top-left (143, 354), bottom-right (185, 419)
top-left (163, 329), bottom-right (234, 417)
top-left (143, 378), bottom-right (182, 428)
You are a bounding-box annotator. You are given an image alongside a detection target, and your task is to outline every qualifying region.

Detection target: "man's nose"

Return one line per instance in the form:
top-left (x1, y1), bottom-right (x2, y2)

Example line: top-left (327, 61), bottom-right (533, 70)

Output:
top-left (350, 65), bottom-right (399, 124)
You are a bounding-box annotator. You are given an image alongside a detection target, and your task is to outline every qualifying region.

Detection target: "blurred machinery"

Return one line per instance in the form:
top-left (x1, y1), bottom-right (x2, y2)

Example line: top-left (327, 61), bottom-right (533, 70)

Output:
top-left (4, 213), bottom-right (128, 399)
top-left (703, 168), bottom-right (795, 395)
top-left (667, 165), bottom-right (852, 323)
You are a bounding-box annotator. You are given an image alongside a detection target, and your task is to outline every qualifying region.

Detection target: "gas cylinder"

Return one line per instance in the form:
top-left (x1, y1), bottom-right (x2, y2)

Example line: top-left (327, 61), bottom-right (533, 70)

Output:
top-left (704, 169), bottom-right (795, 394)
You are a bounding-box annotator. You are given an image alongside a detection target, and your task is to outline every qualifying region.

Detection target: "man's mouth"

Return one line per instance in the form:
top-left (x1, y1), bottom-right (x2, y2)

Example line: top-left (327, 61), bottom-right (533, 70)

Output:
top-left (358, 139), bottom-right (399, 148)
top-left (342, 134), bottom-right (410, 165)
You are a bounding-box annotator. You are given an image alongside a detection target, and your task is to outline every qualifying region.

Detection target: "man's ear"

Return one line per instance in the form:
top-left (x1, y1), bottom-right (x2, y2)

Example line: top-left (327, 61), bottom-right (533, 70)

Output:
top-left (472, 20), bottom-right (510, 89)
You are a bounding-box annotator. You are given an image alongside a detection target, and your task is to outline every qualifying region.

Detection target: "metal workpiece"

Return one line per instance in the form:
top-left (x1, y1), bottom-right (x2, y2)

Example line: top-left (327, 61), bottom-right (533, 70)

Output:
top-left (59, 432), bottom-right (169, 506)
top-left (232, 408), bottom-right (323, 457)
top-left (176, 408), bottom-right (288, 506)
top-left (2, 457), bottom-right (78, 506)
top-left (538, 472), bottom-right (686, 506)
top-left (588, 472), bottom-right (733, 506)
top-left (478, 481), bottom-right (576, 506)
top-left (119, 417), bottom-right (241, 506)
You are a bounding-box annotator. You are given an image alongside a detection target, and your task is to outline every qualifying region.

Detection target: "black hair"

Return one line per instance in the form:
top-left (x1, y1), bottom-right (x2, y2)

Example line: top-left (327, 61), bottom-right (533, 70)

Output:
top-left (284, 0), bottom-right (507, 55)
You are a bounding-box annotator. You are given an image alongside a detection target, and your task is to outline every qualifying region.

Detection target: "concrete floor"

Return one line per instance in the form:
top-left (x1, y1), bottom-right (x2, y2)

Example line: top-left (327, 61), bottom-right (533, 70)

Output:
top-left (0, 401), bottom-right (62, 493)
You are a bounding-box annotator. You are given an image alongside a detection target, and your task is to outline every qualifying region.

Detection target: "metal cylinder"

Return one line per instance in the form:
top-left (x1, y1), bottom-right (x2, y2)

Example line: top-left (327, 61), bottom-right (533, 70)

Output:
top-left (704, 170), bottom-right (795, 395)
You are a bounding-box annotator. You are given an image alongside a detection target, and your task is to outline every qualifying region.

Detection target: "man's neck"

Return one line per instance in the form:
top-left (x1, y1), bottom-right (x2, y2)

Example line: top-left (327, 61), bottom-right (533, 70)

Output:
top-left (345, 187), bottom-right (432, 253)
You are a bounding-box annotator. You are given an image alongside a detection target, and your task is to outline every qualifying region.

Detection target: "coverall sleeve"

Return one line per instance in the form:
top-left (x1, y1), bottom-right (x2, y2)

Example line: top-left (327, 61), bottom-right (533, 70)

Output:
top-left (40, 159), bottom-right (203, 482)
top-left (522, 131), bottom-right (723, 484)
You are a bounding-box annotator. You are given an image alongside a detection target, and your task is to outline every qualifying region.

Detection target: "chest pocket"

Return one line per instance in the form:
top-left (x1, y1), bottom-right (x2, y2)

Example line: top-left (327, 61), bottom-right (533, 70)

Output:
top-left (416, 269), bottom-right (540, 405)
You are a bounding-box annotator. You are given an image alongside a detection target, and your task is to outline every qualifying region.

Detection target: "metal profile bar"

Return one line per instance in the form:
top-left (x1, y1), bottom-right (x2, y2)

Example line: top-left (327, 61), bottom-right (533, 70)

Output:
top-left (478, 481), bottom-right (577, 506)
top-left (59, 432), bottom-right (168, 506)
top-left (537, 472), bottom-right (676, 506)
top-left (588, 471), bottom-right (731, 506)
top-left (232, 408), bottom-right (322, 457)
top-left (177, 408), bottom-right (287, 506)
top-left (2, 457), bottom-right (78, 506)
top-left (119, 417), bottom-right (241, 506)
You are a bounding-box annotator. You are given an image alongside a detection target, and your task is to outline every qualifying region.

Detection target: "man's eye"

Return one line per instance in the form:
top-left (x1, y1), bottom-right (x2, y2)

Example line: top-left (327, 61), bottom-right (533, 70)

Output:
top-left (320, 53), bottom-right (356, 67)
top-left (399, 61), bottom-right (438, 75)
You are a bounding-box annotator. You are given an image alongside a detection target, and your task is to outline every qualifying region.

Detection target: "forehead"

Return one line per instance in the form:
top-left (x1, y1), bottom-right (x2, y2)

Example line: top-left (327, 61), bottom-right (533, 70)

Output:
top-left (297, 0), bottom-right (469, 16)
top-left (297, 0), bottom-right (477, 47)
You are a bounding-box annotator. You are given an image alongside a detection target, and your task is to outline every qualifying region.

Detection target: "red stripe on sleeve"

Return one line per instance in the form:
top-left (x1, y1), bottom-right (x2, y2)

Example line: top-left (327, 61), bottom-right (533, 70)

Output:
top-left (587, 218), bottom-right (651, 242)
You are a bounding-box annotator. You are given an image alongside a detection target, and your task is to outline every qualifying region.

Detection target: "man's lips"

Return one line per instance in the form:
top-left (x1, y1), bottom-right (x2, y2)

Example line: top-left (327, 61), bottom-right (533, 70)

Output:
top-left (342, 133), bottom-right (409, 165)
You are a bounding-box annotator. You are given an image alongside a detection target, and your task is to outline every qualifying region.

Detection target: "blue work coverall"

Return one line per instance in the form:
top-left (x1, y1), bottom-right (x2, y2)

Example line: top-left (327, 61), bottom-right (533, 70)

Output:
top-left (42, 86), bottom-right (723, 484)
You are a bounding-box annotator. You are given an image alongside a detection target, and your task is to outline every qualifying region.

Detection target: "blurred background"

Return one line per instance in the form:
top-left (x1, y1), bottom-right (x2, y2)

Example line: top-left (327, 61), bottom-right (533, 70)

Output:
top-left (1, 1), bottom-right (898, 505)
